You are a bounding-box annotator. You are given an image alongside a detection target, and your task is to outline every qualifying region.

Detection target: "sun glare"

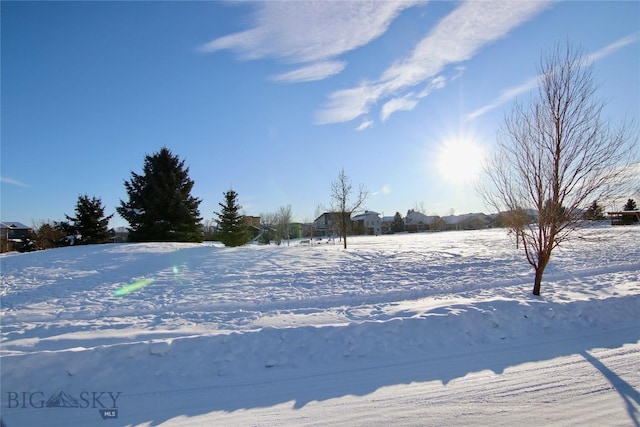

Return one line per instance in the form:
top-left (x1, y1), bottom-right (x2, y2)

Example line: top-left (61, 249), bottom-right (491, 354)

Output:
top-left (436, 136), bottom-right (486, 185)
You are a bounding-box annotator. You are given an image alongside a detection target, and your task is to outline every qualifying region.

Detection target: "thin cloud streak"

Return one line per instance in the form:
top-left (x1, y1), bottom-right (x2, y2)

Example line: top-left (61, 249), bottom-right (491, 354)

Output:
top-left (586, 32), bottom-right (639, 63)
top-left (464, 76), bottom-right (538, 122)
top-left (465, 32), bottom-right (640, 122)
top-left (1, 176), bottom-right (29, 187)
top-left (356, 119), bottom-right (374, 132)
top-left (200, 1), bottom-right (422, 82)
top-left (315, 0), bottom-right (553, 125)
top-left (271, 61), bottom-right (346, 83)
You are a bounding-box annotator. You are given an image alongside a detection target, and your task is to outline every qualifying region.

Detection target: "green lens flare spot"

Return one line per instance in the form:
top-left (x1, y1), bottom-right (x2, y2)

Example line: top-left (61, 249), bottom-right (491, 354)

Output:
top-left (112, 279), bottom-right (154, 297)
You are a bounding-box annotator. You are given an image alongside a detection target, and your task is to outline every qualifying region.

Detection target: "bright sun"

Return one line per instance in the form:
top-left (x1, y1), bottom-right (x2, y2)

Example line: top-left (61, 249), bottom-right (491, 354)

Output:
top-left (436, 137), bottom-right (486, 185)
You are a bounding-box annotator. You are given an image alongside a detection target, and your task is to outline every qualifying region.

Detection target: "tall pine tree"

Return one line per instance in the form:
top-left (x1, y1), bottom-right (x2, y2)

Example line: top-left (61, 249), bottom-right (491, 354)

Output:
top-left (118, 147), bottom-right (203, 242)
top-left (391, 212), bottom-right (404, 232)
top-left (65, 195), bottom-right (114, 244)
top-left (215, 189), bottom-right (250, 247)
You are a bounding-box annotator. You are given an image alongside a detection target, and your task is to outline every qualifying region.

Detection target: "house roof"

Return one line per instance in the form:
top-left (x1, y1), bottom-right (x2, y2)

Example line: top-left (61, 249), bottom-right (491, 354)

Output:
top-left (442, 213), bottom-right (490, 225)
top-left (351, 211), bottom-right (380, 221)
top-left (404, 211), bottom-right (438, 225)
top-left (0, 221), bottom-right (31, 230)
top-left (314, 212), bottom-right (334, 222)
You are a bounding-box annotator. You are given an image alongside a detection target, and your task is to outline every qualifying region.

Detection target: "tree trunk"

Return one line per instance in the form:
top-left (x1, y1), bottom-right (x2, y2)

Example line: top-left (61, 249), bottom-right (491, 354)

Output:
top-left (532, 252), bottom-right (550, 296)
top-left (532, 267), bottom-right (543, 296)
top-left (341, 212), bottom-right (348, 249)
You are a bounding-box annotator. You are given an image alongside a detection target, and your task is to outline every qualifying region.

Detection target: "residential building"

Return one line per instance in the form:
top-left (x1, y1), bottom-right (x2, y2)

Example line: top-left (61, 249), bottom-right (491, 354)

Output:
top-left (404, 211), bottom-right (440, 232)
top-left (351, 211), bottom-right (382, 235)
top-left (442, 213), bottom-right (492, 230)
top-left (313, 212), bottom-right (340, 237)
top-left (1, 221), bottom-right (33, 252)
top-left (1, 222), bottom-right (31, 239)
top-left (607, 210), bottom-right (640, 225)
top-left (381, 216), bottom-right (396, 234)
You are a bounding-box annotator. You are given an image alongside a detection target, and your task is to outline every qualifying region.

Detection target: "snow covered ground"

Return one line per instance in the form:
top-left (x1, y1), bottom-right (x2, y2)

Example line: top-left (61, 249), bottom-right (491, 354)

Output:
top-left (1, 225), bottom-right (639, 426)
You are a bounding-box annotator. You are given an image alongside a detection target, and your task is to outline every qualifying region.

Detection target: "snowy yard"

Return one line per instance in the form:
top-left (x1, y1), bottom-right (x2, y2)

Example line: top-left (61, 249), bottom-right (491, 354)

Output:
top-left (1, 226), bottom-right (639, 426)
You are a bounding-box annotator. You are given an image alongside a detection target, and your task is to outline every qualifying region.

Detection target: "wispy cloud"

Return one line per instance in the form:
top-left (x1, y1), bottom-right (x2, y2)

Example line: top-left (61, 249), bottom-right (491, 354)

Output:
top-left (200, 1), bottom-right (422, 82)
top-left (1, 176), bottom-right (29, 187)
top-left (465, 32), bottom-right (640, 122)
top-left (464, 76), bottom-right (538, 122)
top-left (356, 119), bottom-right (374, 132)
top-left (314, 0), bottom-right (553, 125)
top-left (379, 75), bottom-right (448, 121)
top-left (315, 84), bottom-right (380, 125)
top-left (381, 94), bottom-right (419, 122)
top-left (271, 61), bottom-right (346, 83)
top-left (586, 32), bottom-right (639, 63)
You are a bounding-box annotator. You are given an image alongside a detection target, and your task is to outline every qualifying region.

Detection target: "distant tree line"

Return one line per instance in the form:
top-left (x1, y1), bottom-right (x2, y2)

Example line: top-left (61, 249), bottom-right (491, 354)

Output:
top-left (18, 144), bottom-right (638, 252)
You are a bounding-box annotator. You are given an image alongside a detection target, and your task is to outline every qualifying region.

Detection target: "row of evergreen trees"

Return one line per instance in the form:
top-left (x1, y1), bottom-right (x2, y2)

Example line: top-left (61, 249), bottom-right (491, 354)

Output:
top-left (37, 147), bottom-right (250, 247)
top-left (117, 147), bottom-right (252, 246)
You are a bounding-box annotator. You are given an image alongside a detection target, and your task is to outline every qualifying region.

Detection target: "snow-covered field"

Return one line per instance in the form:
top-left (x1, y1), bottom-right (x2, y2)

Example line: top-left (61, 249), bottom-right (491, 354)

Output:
top-left (1, 225), bottom-right (639, 426)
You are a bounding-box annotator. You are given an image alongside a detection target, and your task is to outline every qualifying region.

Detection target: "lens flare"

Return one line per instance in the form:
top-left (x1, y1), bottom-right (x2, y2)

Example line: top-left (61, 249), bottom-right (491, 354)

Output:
top-left (112, 279), bottom-right (154, 297)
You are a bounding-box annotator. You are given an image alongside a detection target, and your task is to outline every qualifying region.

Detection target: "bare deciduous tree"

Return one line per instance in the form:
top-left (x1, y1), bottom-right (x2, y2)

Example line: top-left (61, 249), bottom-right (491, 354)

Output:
top-left (275, 205), bottom-right (292, 245)
top-left (330, 168), bottom-right (368, 249)
top-left (260, 205), bottom-right (293, 245)
top-left (481, 43), bottom-right (638, 296)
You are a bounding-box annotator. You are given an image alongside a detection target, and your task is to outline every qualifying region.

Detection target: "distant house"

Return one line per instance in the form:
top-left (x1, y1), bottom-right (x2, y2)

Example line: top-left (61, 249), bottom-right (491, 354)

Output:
top-left (301, 222), bottom-right (315, 239)
top-left (351, 211), bottom-right (381, 235)
top-left (404, 211), bottom-right (440, 232)
top-left (111, 226), bottom-right (129, 243)
top-left (288, 222), bottom-right (303, 239)
top-left (381, 216), bottom-right (395, 234)
top-left (242, 215), bottom-right (262, 239)
top-left (607, 211), bottom-right (640, 225)
top-left (1, 222), bottom-right (33, 252)
top-left (313, 212), bottom-right (341, 237)
top-left (1, 222), bottom-right (32, 239)
top-left (442, 213), bottom-right (491, 230)
top-left (243, 215), bottom-right (261, 230)
top-left (402, 212), bottom-right (492, 232)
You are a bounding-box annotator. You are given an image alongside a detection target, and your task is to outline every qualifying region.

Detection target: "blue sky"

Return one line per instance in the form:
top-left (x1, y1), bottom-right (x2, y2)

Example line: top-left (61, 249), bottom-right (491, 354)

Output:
top-left (2, 1), bottom-right (638, 227)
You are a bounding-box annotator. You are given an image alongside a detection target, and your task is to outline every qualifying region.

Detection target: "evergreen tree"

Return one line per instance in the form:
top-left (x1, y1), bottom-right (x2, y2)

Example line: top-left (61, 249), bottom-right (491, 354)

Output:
top-left (584, 200), bottom-right (605, 220)
top-left (391, 212), bottom-right (404, 232)
top-left (623, 198), bottom-right (637, 211)
top-left (65, 195), bottom-right (113, 244)
top-left (117, 147), bottom-right (203, 242)
top-left (215, 189), bottom-right (250, 247)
